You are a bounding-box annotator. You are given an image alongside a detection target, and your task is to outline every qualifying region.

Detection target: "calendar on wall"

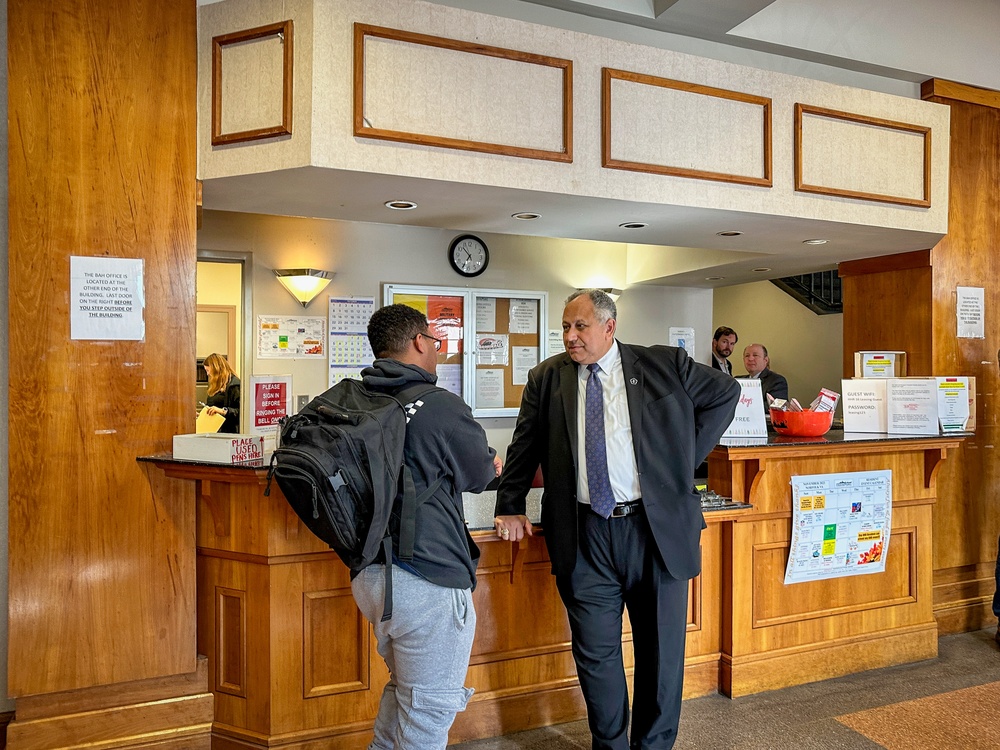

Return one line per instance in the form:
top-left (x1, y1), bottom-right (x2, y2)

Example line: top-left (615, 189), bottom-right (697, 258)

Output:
top-left (328, 296), bottom-right (375, 387)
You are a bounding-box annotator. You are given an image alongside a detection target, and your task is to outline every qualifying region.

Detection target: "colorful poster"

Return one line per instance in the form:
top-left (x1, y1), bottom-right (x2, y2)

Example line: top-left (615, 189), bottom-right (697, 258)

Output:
top-left (258, 316), bottom-right (326, 358)
top-left (784, 470), bottom-right (892, 585)
top-left (427, 295), bottom-right (464, 355)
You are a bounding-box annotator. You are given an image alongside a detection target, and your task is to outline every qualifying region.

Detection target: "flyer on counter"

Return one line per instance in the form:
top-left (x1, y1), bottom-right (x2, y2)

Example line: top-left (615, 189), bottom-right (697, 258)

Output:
top-left (249, 375), bottom-right (291, 433)
top-left (784, 470), bottom-right (892, 585)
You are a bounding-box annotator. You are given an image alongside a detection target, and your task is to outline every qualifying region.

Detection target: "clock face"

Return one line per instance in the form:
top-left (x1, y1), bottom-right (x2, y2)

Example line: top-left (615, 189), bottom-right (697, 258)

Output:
top-left (449, 235), bottom-right (489, 277)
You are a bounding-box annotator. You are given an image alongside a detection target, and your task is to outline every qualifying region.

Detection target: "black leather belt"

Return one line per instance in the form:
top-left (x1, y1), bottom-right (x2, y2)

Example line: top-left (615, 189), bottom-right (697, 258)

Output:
top-left (609, 501), bottom-right (642, 518)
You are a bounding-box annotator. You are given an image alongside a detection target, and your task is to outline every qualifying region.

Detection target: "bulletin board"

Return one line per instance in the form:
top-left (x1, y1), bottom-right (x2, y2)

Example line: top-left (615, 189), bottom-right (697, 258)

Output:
top-left (383, 284), bottom-right (547, 417)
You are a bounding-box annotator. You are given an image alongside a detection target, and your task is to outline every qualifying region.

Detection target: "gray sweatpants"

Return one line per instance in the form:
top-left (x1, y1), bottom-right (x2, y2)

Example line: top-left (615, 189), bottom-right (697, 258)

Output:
top-left (352, 564), bottom-right (477, 750)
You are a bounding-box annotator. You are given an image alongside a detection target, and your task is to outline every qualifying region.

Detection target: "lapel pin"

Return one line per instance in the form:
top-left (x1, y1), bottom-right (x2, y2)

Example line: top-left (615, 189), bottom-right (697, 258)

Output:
top-left (630, 377), bottom-right (638, 385)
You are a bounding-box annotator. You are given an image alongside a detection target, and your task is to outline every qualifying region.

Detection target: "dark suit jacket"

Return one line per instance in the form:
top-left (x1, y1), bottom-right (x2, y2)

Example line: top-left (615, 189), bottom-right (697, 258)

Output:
top-left (496, 342), bottom-right (741, 581)
top-left (710, 356), bottom-right (733, 375)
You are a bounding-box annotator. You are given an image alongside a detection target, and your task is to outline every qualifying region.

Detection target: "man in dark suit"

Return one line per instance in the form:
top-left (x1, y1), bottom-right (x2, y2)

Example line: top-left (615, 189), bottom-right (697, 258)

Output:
top-left (740, 343), bottom-right (789, 412)
top-left (710, 326), bottom-right (738, 374)
top-left (494, 290), bottom-right (740, 750)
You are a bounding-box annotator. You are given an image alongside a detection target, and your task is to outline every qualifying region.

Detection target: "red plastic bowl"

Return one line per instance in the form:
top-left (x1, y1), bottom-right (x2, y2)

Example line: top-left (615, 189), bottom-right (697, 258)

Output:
top-left (769, 408), bottom-right (834, 437)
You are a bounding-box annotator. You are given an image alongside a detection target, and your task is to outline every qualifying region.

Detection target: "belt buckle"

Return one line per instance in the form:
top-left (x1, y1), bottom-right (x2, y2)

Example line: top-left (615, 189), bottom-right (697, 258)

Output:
top-left (610, 503), bottom-right (630, 518)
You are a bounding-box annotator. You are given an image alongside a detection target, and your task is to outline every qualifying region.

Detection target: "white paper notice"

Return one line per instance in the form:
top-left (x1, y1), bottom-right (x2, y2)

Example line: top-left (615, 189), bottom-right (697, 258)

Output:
top-left (509, 298), bottom-right (538, 334)
top-left (512, 346), bottom-right (538, 385)
top-left (887, 379), bottom-right (938, 435)
top-left (548, 329), bottom-right (565, 356)
top-left (784, 470), bottom-right (892, 585)
top-left (669, 327), bottom-right (695, 354)
top-left (70, 256), bottom-right (145, 340)
top-left (475, 297), bottom-right (497, 333)
top-left (956, 286), bottom-right (984, 339)
top-left (476, 369), bottom-right (505, 408)
top-left (436, 364), bottom-right (463, 397)
top-left (477, 334), bottom-right (509, 365)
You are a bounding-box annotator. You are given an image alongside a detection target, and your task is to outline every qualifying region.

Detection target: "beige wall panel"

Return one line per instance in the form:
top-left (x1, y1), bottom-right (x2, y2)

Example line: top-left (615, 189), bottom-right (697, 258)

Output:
top-left (362, 37), bottom-right (565, 152)
top-left (199, 0), bottom-right (313, 172)
top-left (609, 78), bottom-right (766, 179)
top-left (219, 34), bottom-right (287, 134)
top-left (200, 0), bottom-right (949, 236)
top-left (800, 111), bottom-right (928, 202)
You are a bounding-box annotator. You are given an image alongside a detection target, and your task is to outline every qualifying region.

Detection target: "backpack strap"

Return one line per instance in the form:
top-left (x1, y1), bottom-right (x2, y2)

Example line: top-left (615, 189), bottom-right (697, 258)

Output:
top-left (378, 382), bottom-right (442, 623)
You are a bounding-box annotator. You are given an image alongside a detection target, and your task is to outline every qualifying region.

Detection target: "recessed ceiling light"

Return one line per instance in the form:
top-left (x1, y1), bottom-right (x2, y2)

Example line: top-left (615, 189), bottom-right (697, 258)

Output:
top-left (619, 222), bottom-right (648, 229)
top-left (716, 230), bottom-right (743, 237)
top-left (802, 238), bottom-right (828, 245)
top-left (511, 212), bottom-right (540, 220)
top-left (752, 267), bottom-right (771, 273)
top-left (705, 276), bottom-right (724, 281)
top-left (384, 199), bottom-right (417, 210)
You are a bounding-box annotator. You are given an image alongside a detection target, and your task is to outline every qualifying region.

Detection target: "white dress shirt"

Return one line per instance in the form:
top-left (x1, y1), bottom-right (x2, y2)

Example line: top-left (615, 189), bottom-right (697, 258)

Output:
top-left (575, 341), bottom-right (642, 507)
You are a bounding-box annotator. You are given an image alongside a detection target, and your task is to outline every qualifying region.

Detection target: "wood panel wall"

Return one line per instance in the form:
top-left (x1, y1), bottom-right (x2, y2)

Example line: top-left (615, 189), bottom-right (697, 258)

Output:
top-left (841, 80), bottom-right (1000, 633)
top-left (7, 0), bottom-right (207, 741)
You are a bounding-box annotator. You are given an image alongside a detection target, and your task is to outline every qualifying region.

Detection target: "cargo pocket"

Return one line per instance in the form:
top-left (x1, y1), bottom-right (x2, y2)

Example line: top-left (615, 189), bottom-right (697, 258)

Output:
top-left (411, 685), bottom-right (475, 713)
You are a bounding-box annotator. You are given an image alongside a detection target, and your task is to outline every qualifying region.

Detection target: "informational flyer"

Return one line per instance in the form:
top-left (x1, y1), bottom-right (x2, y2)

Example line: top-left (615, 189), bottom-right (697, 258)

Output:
top-left (476, 368), bottom-right (505, 408)
top-left (512, 346), bottom-right (538, 385)
top-left (475, 296), bottom-right (496, 333)
top-left (784, 470), bottom-right (892, 585)
top-left (477, 334), bottom-right (509, 365)
top-left (258, 316), bottom-right (326, 358)
top-left (70, 256), bottom-right (145, 340)
top-left (548, 329), bottom-right (565, 356)
top-left (668, 326), bottom-right (695, 354)
top-left (956, 286), bottom-right (984, 339)
top-left (509, 298), bottom-right (538, 334)
top-left (436, 363), bottom-right (462, 397)
top-left (249, 375), bottom-right (291, 433)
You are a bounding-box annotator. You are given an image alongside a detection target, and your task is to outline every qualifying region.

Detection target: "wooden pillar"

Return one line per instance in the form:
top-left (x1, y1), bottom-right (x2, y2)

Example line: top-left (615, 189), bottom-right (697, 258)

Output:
top-left (841, 80), bottom-right (1000, 634)
top-left (6, 0), bottom-right (210, 746)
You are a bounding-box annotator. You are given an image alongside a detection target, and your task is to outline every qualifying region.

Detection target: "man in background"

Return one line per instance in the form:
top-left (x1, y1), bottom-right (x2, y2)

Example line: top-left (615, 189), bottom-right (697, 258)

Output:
top-left (710, 326), bottom-right (738, 374)
top-left (494, 289), bottom-right (740, 750)
top-left (740, 343), bottom-right (789, 411)
top-left (355, 303), bottom-right (501, 750)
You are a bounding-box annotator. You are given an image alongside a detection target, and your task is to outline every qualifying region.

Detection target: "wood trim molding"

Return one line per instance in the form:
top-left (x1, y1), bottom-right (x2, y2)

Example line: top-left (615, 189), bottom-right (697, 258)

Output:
top-left (921, 78), bottom-right (1000, 110)
top-left (211, 20), bottom-right (293, 146)
top-left (215, 587), bottom-right (247, 697)
top-left (602, 68), bottom-right (772, 187)
top-left (838, 249), bottom-right (932, 278)
top-left (794, 103), bottom-right (932, 208)
top-left (353, 23), bottom-right (573, 162)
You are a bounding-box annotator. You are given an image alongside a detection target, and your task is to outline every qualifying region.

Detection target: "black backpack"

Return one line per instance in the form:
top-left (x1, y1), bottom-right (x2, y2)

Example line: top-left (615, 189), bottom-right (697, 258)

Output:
top-left (265, 378), bottom-right (439, 620)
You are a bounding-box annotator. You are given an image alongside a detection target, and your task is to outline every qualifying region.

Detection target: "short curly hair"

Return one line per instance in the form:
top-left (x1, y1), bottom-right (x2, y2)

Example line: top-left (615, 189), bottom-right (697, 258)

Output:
top-left (368, 303), bottom-right (428, 358)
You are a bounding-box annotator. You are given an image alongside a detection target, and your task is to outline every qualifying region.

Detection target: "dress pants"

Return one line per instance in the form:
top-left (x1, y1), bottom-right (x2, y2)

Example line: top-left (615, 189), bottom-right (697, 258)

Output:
top-left (556, 507), bottom-right (689, 750)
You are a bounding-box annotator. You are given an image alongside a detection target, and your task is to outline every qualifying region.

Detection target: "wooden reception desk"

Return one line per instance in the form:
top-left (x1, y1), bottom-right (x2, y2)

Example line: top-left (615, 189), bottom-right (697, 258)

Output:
top-left (143, 430), bottom-right (960, 747)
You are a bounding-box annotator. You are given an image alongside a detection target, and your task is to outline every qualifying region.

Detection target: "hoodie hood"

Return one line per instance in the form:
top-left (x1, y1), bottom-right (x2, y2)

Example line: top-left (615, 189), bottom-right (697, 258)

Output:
top-left (361, 358), bottom-right (437, 391)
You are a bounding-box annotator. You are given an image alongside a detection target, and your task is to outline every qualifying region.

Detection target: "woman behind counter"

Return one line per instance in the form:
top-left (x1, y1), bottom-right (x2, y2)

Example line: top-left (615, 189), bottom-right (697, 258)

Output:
top-left (204, 352), bottom-right (241, 434)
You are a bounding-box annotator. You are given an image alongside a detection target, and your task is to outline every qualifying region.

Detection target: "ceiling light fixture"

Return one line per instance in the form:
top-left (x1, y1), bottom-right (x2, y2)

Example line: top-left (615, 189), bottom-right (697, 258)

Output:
top-left (705, 276), bottom-right (724, 281)
top-left (751, 267), bottom-right (771, 273)
top-left (802, 238), bottom-right (829, 245)
top-left (511, 212), bottom-right (540, 220)
top-left (716, 230), bottom-right (743, 237)
top-left (273, 268), bottom-right (334, 308)
top-left (619, 222), bottom-right (647, 229)
top-left (384, 199), bottom-right (417, 210)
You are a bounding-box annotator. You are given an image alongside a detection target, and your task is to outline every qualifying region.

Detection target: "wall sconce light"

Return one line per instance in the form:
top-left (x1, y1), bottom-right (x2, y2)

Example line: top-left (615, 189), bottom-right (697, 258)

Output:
top-left (274, 268), bottom-right (333, 308)
top-left (577, 287), bottom-right (623, 302)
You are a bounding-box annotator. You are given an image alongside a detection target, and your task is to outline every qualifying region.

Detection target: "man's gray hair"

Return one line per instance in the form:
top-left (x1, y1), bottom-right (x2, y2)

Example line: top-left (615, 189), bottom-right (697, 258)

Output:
top-left (566, 289), bottom-right (617, 323)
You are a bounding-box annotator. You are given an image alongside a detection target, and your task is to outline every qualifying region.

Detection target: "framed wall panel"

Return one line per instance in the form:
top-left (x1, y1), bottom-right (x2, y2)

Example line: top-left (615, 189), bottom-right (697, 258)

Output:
top-left (355, 24), bottom-right (572, 162)
top-left (212, 20), bottom-right (294, 146)
top-left (602, 68), bottom-right (772, 187)
top-left (795, 103), bottom-right (932, 207)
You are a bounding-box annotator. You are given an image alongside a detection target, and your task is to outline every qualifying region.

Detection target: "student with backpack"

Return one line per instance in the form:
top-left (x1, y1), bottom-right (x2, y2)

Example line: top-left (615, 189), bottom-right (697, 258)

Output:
top-left (353, 303), bottom-right (500, 750)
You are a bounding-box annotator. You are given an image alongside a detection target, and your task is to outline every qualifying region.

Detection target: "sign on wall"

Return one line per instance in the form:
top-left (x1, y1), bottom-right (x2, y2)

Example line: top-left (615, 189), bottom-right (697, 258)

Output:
top-left (70, 256), bottom-right (145, 340)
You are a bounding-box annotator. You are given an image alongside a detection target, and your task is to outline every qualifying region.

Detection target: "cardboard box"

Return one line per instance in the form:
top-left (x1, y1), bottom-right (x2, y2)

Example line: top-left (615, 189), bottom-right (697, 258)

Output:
top-left (841, 378), bottom-right (888, 433)
top-left (886, 377), bottom-right (970, 435)
top-left (854, 351), bottom-right (907, 378)
top-left (173, 433), bottom-right (274, 464)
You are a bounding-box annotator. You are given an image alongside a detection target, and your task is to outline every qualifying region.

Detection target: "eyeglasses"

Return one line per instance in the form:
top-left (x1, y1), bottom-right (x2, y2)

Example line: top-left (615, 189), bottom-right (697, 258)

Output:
top-left (414, 332), bottom-right (443, 352)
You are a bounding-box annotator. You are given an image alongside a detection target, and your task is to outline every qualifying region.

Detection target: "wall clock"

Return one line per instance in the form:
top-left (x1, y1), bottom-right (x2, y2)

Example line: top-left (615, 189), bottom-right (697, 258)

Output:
top-left (448, 234), bottom-right (489, 278)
